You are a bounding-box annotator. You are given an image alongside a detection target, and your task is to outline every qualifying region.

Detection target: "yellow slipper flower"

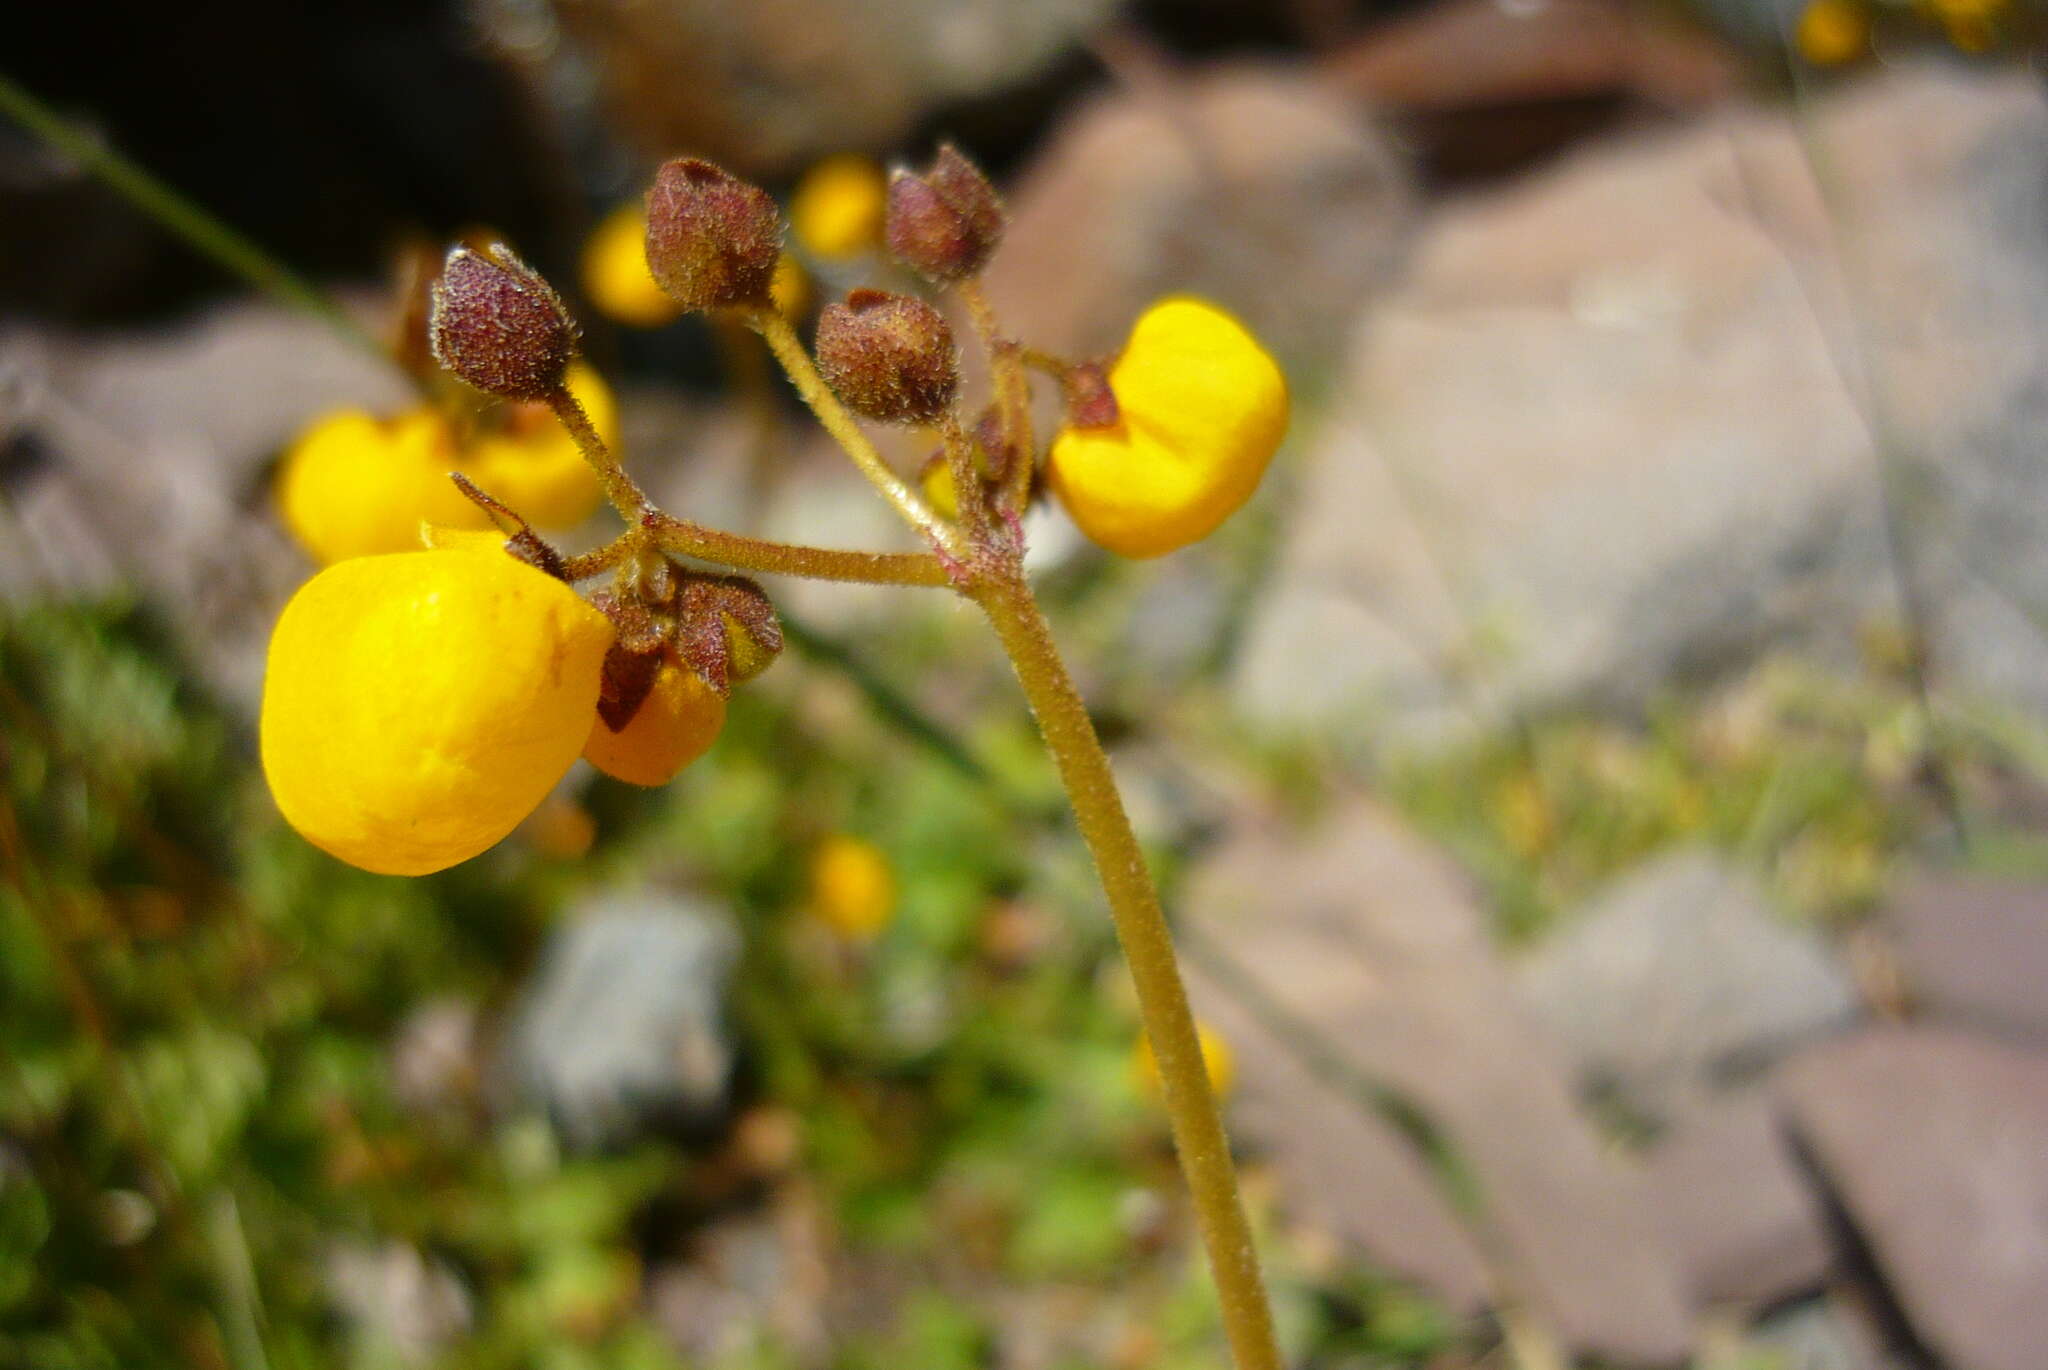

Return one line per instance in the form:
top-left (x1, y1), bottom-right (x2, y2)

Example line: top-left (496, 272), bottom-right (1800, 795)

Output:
top-left (1047, 297), bottom-right (1288, 559)
top-left (277, 365), bottom-right (612, 566)
top-left (581, 203), bottom-right (684, 328)
top-left (807, 833), bottom-right (896, 942)
top-left (789, 154), bottom-right (887, 260)
top-left (260, 547), bottom-right (614, 875)
top-left (276, 407), bottom-right (490, 565)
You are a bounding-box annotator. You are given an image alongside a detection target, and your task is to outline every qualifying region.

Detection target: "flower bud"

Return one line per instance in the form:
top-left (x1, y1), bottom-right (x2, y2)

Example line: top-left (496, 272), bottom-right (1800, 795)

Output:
top-left (644, 158), bottom-right (783, 312)
top-left (428, 243), bottom-right (577, 401)
top-left (884, 144), bottom-right (1004, 283)
top-left (675, 573), bottom-right (782, 692)
top-left (814, 289), bottom-right (958, 424)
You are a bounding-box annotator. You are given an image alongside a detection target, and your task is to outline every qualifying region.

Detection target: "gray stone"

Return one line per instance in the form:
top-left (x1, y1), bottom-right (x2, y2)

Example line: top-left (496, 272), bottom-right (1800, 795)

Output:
top-left (1882, 875), bottom-right (2048, 1045)
top-left (0, 301), bottom-right (409, 712)
top-left (1519, 850), bottom-right (1860, 1126)
top-left (1779, 1025), bottom-right (2048, 1370)
top-left (1641, 1094), bottom-right (1830, 1311)
top-left (323, 1241), bottom-right (473, 1367)
top-left (1234, 64), bottom-right (2048, 747)
top-left (388, 998), bottom-right (481, 1118)
top-left (985, 64), bottom-right (1412, 376)
top-left (1746, 1297), bottom-right (1907, 1370)
top-left (1181, 955), bottom-right (1494, 1315)
top-left (504, 892), bottom-right (738, 1149)
top-left (546, 0), bottom-right (1118, 175)
top-left (1184, 800), bottom-right (1692, 1365)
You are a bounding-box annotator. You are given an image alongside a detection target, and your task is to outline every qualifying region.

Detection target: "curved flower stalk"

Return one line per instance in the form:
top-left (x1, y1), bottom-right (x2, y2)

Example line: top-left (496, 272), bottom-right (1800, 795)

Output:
top-left (259, 144), bottom-right (1289, 1370)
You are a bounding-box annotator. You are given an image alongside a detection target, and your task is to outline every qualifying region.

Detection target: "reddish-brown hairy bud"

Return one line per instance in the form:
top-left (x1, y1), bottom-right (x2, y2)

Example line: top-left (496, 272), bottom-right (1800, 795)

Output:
top-left (675, 573), bottom-right (782, 693)
top-left (428, 243), bottom-right (577, 401)
top-left (884, 143), bottom-right (1004, 283)
top-left (814, 289), bottom-right (958, 424)
top-left (644, 158), bottom-right (783, 312)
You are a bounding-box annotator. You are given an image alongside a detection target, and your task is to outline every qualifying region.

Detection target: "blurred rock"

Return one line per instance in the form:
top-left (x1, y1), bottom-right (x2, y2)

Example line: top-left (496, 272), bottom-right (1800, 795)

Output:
top-left (503, 892), bottom-right (738, 1149)
top-left (324, 1241), bottom-right (473, 1367)
top-left (1318, 0), bottom-right (1739, 183)
top-left (1746, 1297), bottom-right (1904, 1370)
top-left (1642, 1094), bottom-right (1831, 1311)
top-left (1881, 875), bottom-right (2048, 1045)
top-left (1235, 64), bottom-right (2048, 746)
top-left (547, 0), bottom-right (1118, 176)
top-left (389, 997), bottom-right (482, 1118)
top-left (1322, 0), bottom-right (1737, 114)
top-left (0, 302), bottom-right (407, 711)
top-left (984, 64), bottom-right (1412, 373)
top-left (1184, 799), bottom-right (1692, 1365)
top-left (1520, 850), bottom-right (1859, 1127)
top-left (647, 1201), bottom-right (828, 1363)
top-left (1779, 1025), bottom-right (2048, 1370)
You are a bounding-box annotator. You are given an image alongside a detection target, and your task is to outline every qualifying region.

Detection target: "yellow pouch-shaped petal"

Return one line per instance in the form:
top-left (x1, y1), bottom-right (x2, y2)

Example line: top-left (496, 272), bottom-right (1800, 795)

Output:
top-left (261, 549), bottom-right (614, 875)
top-left (1048, 298), bottom-right (1288, 559)
top-left (582, 661), bottom-right (726, 787)
top-left (277, 408), bottom-right (490, 564)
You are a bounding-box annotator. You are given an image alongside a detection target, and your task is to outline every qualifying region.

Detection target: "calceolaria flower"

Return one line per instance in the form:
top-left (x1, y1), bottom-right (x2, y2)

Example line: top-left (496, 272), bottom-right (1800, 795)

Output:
top-left (1047, 297), bottom-right (1288, 559)
top-left (808, 833), bottom-right (896, 941)
top-left (260, 547), bottom-right (614, 875)
top-left (582, 203), bottom-right (685, 328)
top-left (275, 363), bottom-right (614, 565)
top-left (1795, 0), bottom-right (1869, 64)
top-left (1133, 1022), bottom-right (1236, 1103)
top-left (789, 154), bottom-right (887, 260)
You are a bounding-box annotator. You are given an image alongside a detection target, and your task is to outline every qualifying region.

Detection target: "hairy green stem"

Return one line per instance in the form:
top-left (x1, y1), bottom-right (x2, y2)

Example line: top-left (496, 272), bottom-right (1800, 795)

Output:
top-left (646, 513), bottom-right (950, 587)
top-left (546, 388), bottom-right (650, 521)
top-left (958, 281), bottom-right (1038, 511)
top-left (973, 569), bottom-right (1281, 1370)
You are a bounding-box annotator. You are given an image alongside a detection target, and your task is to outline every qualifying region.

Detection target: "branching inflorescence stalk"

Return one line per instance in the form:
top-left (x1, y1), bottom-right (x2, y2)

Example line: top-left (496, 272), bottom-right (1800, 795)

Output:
top-left (972, 568), bottom-right (1281, 1370)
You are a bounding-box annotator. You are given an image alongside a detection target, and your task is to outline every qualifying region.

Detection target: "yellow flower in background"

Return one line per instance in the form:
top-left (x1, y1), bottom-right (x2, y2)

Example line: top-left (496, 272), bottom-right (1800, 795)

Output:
top-left (789, 154), bottom-right (887, 260)
top-left (276, 364), bottom-right (613, 565)
top-left (582, 662), bottom-right (727, 787)
top-left (1927, 0), bottom-right (2005, 50)
top-left (463, 361), bottom-right (613, 529)
top-left (1134, 1022), bottom-right (1236, 1103)
top-left (808, 833), bottom-right (896, 941)
top-left (582, 203), bottom-right (684, 328)
top-left (1796, 0), bottom-right (1869, 64)
top-left (276, 408), bottom-right (486, 565)
top-left (260, 548), bottom-right (614, 875)
top-left (1047, 297), bottom-right (1288, 559)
